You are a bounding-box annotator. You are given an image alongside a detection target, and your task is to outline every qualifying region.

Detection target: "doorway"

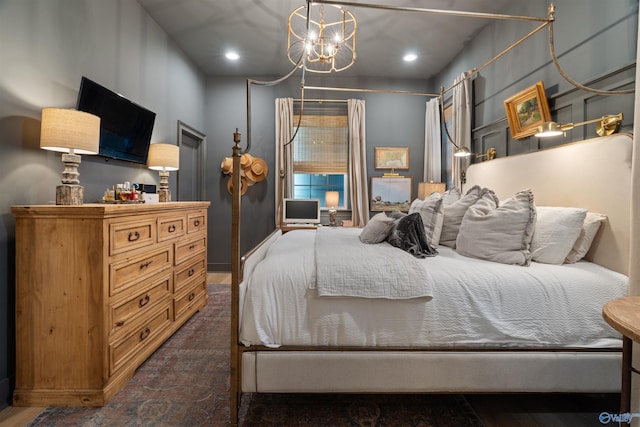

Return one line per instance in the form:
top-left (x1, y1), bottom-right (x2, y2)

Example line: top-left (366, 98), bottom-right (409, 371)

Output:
top-left (177, 121), bottom-right (206, 201)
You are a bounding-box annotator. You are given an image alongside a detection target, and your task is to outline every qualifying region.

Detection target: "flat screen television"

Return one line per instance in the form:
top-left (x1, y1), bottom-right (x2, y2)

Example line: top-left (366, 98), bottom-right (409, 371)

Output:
top-left (76, 76), bottom-right (156, 164)
top-left (283, 198), bottom-right (321, 224)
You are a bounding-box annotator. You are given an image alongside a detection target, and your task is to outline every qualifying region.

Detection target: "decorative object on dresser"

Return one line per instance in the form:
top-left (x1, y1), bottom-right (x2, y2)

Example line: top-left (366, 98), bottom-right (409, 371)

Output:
top-left (11, 201), bottom-right (210, 407)
top-left (39, 108), bottom-right (101, 205)
top-left (147, 143), bottom-right (179, 202)
top-left (370, 176), bottom-right (412, 212)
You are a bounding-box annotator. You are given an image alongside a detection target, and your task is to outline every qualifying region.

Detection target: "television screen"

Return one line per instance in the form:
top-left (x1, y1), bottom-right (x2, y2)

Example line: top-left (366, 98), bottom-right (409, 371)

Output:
top-left (76, 76), bottom-right (156, 164)
top-left (283, 198), bottom-right (321, 224)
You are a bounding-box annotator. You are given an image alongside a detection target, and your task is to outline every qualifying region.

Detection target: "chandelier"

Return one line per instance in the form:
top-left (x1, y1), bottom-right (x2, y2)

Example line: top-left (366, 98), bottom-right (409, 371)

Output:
top-left (287, 4), bottom-right (357, 73)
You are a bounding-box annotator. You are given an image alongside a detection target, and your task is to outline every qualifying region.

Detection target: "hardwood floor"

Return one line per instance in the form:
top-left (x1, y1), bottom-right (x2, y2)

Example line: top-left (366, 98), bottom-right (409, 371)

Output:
top-left (0, 272), bottom-right (622, 427)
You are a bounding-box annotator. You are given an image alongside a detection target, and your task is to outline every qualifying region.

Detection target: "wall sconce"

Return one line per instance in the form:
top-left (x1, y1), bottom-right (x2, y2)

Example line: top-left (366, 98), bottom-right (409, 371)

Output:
top-left (453, 146), bottom-right (496, 160)
top-left (147, 143), bottom-right (179, 202)
top-left (418, 182), bottom-right (446, 199)
top-left (39, 108), bottom-right (101, 205)
top-left (325, 191), bottom-right (340, 226)
top-left (535, 113), bottom-right (623, 138)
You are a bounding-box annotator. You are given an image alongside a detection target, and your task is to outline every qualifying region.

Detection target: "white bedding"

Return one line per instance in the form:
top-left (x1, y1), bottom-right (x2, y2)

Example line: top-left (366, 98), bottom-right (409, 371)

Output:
top-left (239, 228), bottom-right (628, 349)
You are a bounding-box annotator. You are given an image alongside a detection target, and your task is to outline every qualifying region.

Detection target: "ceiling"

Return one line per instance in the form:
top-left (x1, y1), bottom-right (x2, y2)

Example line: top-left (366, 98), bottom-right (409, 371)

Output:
top-left (136, 0), bottom-right (517, 80)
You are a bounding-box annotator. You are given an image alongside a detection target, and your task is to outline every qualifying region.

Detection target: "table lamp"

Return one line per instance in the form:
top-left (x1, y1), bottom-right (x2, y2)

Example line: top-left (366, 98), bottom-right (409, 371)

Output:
top-left (325, 191), bottom-right (340, 226)
top-left (147, 143), bottom-right (179, 202)
top-left (39, 108), bottom-right (101, 205)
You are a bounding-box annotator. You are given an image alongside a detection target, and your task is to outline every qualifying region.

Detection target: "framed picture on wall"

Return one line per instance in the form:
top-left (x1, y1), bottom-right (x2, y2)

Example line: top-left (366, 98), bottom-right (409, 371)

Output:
top-left (370, 176), bottom-right (412, 212)
top-left (503, 81), bottom-right (552, 139)
top-left (374, 147), bottom-right (409, 170)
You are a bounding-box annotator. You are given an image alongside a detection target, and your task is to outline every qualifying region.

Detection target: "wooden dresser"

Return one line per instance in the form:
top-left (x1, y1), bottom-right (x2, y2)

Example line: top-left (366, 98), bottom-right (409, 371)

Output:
top-left (11, 201), bottom-right (210, 406)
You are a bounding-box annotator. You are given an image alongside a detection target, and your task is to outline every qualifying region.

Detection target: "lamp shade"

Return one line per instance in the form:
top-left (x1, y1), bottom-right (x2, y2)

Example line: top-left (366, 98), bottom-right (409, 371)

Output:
top-left (40, 108), bottom-right (100, 154)
top-left (418, 182), bottom-right (446, 199)
top-left (147, 143), bottom-right (179, 171)
top-left (325, 191), bottom-right (340, 208)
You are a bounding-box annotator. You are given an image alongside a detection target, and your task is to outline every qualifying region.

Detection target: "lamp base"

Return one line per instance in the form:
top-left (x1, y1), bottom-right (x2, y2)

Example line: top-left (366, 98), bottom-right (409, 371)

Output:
top-left (329, 208), bottom-right (337, 226)
top-left (56, 184), bottom-right (84, 205)
top-left (158, 188), bottom-right (171, 202)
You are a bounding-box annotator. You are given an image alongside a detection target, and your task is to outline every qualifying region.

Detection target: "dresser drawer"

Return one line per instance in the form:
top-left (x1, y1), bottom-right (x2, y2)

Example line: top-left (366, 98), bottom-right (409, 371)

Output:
top-left (174, 280), bottom-right (206, 323)
top-left (109, 219), bottom-right (155, 256)
top-left (157, 215), bottom-right (186, 242)
top-left (175, 236), bottom-right (207, 265)
top-left (187, 210), bottom-right (207, 234)
top-left (109, 302), bottom-right (173, 375)
top-left (110, 246), bottom-right (172, 296)
top-left (109, 273), bottom-right (172, 337)
top-left (174, 256), bottom-right (206, 294)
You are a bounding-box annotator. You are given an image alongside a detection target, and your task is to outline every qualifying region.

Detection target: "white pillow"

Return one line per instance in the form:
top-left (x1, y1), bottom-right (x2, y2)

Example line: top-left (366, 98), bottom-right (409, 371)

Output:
top-left (440, 186), bottom-right (498, 248)
top-left (565, 212), bottom-right (607, 263)
top-left (408, 193), bottom-right (444, 246)
top-left (359, 213), bottom-right (394, 244)
top-left (456, 189), bottom-right (536, 266)
top-left (530, 207), bottom-right (587, 265)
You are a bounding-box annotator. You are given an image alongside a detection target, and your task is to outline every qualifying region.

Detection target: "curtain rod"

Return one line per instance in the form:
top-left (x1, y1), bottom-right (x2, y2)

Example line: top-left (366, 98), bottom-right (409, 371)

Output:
top-left (303, 85), bottom-right (439, 97)
top-left (311, 0), bottom-right (550, 23)
top-left (293, 98), bottom-right (348, 103)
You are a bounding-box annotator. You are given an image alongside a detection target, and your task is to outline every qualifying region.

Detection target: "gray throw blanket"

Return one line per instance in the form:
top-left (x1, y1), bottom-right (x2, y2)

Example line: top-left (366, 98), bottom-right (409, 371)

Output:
top-left (386, 212), bottom-right (438, 258)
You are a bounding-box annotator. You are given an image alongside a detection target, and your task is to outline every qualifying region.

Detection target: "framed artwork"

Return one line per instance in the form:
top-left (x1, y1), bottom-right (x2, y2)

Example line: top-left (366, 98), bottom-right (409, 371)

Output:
top-left (370, 176), bottom-right (413, 212)
top-left (374, 147), bottom-right (409, 170)
top-left (503, 81), bottom-right (551, 139)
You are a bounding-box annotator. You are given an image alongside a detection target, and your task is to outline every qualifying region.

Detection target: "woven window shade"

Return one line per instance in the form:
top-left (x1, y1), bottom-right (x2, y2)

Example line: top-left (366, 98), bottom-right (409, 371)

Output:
top-left (293, 115), bottom-right (348, 174)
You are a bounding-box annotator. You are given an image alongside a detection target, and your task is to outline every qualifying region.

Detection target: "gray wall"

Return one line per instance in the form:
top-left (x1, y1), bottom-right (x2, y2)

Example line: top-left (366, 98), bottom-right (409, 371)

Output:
top-left (0, 0), bottom-right (205, 408)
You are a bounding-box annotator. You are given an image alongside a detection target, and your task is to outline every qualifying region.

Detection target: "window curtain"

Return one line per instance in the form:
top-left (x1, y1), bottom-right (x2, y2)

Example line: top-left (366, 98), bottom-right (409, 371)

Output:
top-left (451, 71), bottom-right (472, 190)
top-left (424, 97), bottom-right (442, 183)
top-left (348, 99), bottom-right (369, 226)
top-left (629, 15), bottom-right (640, 418)
top-left (275, 97), bottom-right (294, 227)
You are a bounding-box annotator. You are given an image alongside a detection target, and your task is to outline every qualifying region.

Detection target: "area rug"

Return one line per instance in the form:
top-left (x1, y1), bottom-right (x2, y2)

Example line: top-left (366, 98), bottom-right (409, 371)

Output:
top-left (27, 284), bottom-right (484, 426)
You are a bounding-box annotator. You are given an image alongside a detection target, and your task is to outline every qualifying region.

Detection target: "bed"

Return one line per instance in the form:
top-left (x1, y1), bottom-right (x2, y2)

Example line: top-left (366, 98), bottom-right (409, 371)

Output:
top-left (229, 134), bottom-right (632, 424)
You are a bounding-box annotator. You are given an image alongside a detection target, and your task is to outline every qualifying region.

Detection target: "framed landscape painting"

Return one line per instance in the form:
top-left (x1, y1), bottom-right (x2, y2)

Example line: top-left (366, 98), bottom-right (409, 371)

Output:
top-left (504, 81), bottom-right (552, 139)
top-left (374, 147), bottom-right (409, 170)
top-left (370, 176), bottom-right (412, 212)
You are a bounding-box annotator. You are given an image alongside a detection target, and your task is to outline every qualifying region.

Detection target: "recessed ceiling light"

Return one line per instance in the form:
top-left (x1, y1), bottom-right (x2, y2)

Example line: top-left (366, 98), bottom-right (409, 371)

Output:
top-left (225, 51), bottom-right (240, 61)
top-left (403, 53), bottom-right (418, 62)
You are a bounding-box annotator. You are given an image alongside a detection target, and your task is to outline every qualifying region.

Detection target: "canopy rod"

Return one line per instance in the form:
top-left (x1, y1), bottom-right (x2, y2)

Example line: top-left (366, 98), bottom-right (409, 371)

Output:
top-left (293, 98), bottom-right (348, 103)
top-left (303, 85), bottom-right (439, 97)
top-left (310, 0), bottom-right (550, 23)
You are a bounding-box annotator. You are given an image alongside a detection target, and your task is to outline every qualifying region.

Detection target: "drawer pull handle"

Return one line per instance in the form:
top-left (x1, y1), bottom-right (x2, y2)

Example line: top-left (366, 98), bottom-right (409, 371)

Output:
top-left (168, 225), bottom-right (176, 233)
top-left (189, 244), bottom-right (196, 250)
top-left (128, 231), bottom-right (140, 242)
top-left (188, 292), bottom-right (196, 301)
top-left (139, 295), bottom-right (150, 307)
top-left (188, 268), bottom-right (195, 277)
top-left (140, 261), bottom-right (153, 270)
top-left (194, 219), bottom-right (201, 226)
top-left (139, 327), bottom-right (150, 341)
top-left (115, 321), bottom-right (124, 327)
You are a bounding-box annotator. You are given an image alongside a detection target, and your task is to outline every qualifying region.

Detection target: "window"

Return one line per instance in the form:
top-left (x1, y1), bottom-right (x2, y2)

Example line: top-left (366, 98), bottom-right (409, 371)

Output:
top-left (292, 113), bottom-right (348, 208)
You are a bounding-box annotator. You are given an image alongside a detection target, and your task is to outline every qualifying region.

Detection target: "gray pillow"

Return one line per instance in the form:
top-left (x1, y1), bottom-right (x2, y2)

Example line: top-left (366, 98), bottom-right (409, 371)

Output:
top-left (359, 212), bottom-right (395, 244)
top-left (408, 193), bottom-right (444, 246)
top-left (456, 189), bottom-right (536, 266)
top-left (440, 185), bottom-right (498, 248)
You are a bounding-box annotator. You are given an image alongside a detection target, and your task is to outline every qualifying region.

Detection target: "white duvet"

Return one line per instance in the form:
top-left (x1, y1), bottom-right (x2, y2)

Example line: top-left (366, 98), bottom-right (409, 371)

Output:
top-left (239, 228), bottom-right (628, 349)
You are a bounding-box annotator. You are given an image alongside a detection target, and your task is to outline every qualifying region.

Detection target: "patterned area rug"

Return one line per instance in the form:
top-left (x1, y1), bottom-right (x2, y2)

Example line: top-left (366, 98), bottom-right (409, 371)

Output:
top-left (27, 284), bottom-right (484, 426)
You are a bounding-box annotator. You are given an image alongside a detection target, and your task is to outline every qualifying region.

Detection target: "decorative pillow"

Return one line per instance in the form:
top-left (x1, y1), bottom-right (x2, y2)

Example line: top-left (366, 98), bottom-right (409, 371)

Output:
top-left (386, 212), bottom-right (438, 258)
top-left (440, 186), bottom-right (499, 248)
top-left (408, 193), bottom-right (444, 246)
top-left (359, 212), bottom-right (395, 244)
top-left (456, 189), bottom-right (536, 266)
top-left (530, 206), bottom-right (587, 265)
top-left (565, 212), bottom-right (607, 263)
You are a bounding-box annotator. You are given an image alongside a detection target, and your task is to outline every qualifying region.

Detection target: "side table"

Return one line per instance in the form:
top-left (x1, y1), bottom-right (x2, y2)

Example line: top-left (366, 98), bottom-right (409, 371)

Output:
top-left (602, 296), bottom-right (640, 413)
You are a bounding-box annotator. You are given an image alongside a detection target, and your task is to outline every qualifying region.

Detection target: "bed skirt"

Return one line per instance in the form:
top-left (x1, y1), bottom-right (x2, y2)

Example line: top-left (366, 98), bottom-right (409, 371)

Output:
top-left (241, 349), bottom-right (621, 393)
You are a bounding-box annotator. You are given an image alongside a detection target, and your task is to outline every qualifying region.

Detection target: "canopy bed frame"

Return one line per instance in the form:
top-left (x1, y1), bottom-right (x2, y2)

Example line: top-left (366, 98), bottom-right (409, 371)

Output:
top-left (229, 133), bottom-right (632, 425)
top-left (228, 2), bottom-right (634, 424)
